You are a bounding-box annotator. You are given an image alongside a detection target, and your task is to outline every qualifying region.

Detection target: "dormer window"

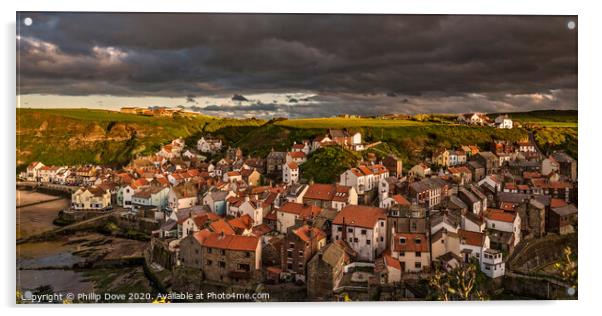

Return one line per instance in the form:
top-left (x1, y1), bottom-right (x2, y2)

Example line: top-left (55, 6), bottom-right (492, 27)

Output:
top-left (399, 238), bottom-right (406, 244)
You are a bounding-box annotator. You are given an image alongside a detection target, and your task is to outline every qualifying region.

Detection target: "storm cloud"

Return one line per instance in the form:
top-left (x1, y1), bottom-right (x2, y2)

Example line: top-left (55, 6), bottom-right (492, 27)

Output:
top-left (16, 13), bottom-right (577, 117)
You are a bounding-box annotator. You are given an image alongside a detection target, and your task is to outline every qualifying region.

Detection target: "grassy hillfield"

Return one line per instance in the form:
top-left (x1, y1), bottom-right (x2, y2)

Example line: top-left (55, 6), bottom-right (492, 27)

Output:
top-left (16, 108), bottom-right (577, 180)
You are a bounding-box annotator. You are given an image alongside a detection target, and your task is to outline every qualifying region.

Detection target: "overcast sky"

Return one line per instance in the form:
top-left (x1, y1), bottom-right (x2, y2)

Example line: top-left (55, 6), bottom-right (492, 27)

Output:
top-left (16, 13), bottom-right (577, 118)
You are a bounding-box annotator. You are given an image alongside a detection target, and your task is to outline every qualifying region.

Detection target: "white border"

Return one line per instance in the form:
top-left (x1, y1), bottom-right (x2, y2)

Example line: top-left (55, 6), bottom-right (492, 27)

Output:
top-left (2, 1), bottom-right (600, 315)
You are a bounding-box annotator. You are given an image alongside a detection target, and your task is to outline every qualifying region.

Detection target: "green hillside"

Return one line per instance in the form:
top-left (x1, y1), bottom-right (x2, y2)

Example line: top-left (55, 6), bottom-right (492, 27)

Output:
top-left (16, 108), bottom-right (577, 178)
top-left (16, 108), bottom-right (263, 170)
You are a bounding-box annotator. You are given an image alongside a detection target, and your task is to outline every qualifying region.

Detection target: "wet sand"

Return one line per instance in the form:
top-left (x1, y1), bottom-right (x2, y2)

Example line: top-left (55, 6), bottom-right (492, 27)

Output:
top-left (16, 190), bottom-right (69, 239)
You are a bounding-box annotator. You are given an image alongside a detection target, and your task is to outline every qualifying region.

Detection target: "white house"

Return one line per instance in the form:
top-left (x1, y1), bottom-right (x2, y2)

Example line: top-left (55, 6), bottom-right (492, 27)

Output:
top-left (332, 205), bottom-right (387, 262)
top-left (131, 186), bottom-right (170, 211)
top-left (390, 232), bottom-right (431, 272)
top-left (238, 200), bottom-right (265, 226)
top-left (339, 166), bottom-right (375, 195)
top-left (26, 161), bottom-right (45, 181)
top-left (484, 209), bottom-right (521, 247)
top-left (458, 229), bottom-right (490, 263)
top-left (282, 161), bottom-right (299, 185)
top-left (168, 183), bottom-right (199, 213)
top-left (196, 137), bottom-right (223, 153)
top-left (494, 115), bottom-right (513, 129)
top-left (480, 248), bottom-right (505, 278)
top-left (71, 186), bottom-right (112, 210)
top-left (223, 171), bottom-right (242, 183)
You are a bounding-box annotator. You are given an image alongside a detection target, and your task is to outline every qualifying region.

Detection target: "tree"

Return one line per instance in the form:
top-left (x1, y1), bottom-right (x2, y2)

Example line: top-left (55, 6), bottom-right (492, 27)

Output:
top-left (428, 260), bottom-right (488, 301)
top-left (554, 246), bottom-right (577, 288)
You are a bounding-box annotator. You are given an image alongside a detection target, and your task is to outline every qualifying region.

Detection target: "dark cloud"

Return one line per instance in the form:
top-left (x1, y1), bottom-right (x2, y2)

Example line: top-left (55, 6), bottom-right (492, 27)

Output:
top-left (16, 13), bottom-right (577, 115)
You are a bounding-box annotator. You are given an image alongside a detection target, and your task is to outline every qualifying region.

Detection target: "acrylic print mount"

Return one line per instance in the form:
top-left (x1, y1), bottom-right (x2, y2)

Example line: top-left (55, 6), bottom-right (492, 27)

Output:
top-left (16, 12), bottom-right (577, 303)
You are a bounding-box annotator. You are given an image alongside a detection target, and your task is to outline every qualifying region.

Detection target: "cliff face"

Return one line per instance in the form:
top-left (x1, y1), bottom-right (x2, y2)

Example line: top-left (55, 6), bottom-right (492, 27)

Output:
top-left (16, 109), bottom-right (205, 168)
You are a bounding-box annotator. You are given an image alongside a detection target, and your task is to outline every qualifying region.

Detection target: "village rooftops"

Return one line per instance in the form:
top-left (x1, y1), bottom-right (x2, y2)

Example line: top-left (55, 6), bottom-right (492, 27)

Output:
top-left (410, 177), bottom-right (448, 193)
top-left (292, 225), bottom-right (326, 243)
top-left (209, 219), bottom-right (236, 235)
top-left (333, 205), bottom-right (386, 229)
top-left (278, 202), bottom-right (322, 219)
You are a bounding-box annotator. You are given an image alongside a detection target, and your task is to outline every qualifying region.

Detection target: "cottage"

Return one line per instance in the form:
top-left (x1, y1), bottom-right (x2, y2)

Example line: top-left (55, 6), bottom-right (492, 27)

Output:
top-left (332, 205), bottom-right (387, 262)
top-left (196, 137), bottom-right (223, 153)
top-left (409, 177), bottom-right (448, 209)
top-left (200, 232), bottom-right (262, 285)
top-left (390, 232), bottom-right (431, 272)
top-left (494, 114), bottom-right (513, 129)
top-left (458, 229), bottom-right (490, 263)
top-left (306, 242), bottom-right (350, 300)
top-left (167, 182), bottom-right (199, 214)
top-left (276, 202), bottom-right (322, 233)
top-left (303, 183), bottom-right (358, 211)
top-left (281, 225), bottom-right (327, 280)
top-left (408, 163), bottom-right (431, 179)
top-left (282, 161), bottom-right (299, 185)
top-left (71, 186), bottom-right (112, 210)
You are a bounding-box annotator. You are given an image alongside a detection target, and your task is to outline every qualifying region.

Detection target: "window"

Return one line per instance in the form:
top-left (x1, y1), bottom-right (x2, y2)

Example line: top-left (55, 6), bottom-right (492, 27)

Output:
top-left (195, 249), bottom-right (199, 254)
top-left (414, 238), bottom-right (421, 244)
top-left (354, 238), bottom-right (358, 242)
top-left (416, 252), bottom-right (421, 257)
top-left (380, 237), bottom-right (384, 242)
top-left (207, 248), bottom-right (212, 254)
top-left (366, 240), bottom-right (371, 245)
top-left (348, 228), bottom-right (353, 233)
top-left (218, 261), bottom-right (226, 268)
top-left (361, 229), bottom-right (367, 235)
top-left (380, 222), bottom-right (384, 227)
top-left (206, 259), bottom-right (212, 266)
top-left (399, 238), bottom-right (406, 244)
top-left (245, 252), bottom-right (251, 258)
top-left (238, 263), bottom-right (250, 272)
top-left (337, 227), bottom-right (342, 232)
top-left (400, 252), bottom-right (405, 257)
top-left (220, 249), bottom-right (226, 255)
top-left (288, 263), bottom-right (293, 270)
top-left (415, 262), bottom-right (422, 269)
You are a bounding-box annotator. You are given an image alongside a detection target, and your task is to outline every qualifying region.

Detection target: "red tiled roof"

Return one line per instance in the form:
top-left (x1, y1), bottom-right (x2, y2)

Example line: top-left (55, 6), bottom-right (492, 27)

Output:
top-left (393, 233), bottom-right (429, 252)
top-left (201, 233), bottom-right (259, 252)
top-left (278, 202), bottom-right (321, 219)
top-left (392, 194), bottom-right (411, 206)
top-left (458, 229), bottom-right (485, 247)
top-left (384, 253), bottom-right (401, 270)
top-left (486, 209), bottom-right (517, 223)
top-left (551, 198), bottom-right (568, 208)
top-left (333, 205), bottom-right (386, 229)
top-left (209, 219), bottom-right (236, 235)
top-left (287, 161), bottom-right (299, 170)
top-left (228, 214), bottom-right (254, 231)
top-left (193, 229), bottom-right (212, 244)
top-left (287, 151), bottom-right (306, 158)
top-left (293, 225), bottom-right (326, 243)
